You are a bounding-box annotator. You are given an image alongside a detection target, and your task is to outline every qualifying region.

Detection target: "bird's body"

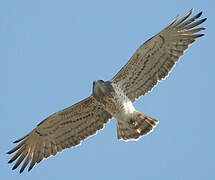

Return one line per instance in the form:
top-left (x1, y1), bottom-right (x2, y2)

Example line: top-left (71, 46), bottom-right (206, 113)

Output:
top-left (7, 9), bottom-right (207, 173)
top-left (93, 80), bottom-right (158, 140)
top-left (93, 80), bottom-right (135, 117)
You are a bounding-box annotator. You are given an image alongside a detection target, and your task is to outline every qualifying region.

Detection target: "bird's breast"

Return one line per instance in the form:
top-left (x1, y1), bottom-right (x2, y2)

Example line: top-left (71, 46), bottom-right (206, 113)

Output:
top-left (97, 82), bottom-right (135, 117)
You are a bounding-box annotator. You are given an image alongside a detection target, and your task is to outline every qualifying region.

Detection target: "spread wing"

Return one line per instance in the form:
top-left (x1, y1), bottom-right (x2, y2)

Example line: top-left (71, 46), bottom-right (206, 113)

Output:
top-left (7, 96), bottom-right (112, 173)
top-left (112, 9), bottom-right (206, 102)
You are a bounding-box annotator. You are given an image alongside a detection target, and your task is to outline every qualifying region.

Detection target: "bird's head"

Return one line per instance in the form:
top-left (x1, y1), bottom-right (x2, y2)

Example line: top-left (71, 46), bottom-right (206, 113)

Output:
top-left (92, 80), bottom-right (114, 101)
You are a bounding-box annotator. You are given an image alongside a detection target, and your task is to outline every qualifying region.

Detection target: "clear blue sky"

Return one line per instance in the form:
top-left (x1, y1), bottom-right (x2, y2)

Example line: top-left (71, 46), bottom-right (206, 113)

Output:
top-left (2, 0), bottom-right (214, 179)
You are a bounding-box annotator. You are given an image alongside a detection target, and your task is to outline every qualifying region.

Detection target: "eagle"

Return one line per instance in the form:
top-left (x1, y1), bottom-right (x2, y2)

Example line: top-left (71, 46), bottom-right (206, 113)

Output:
top-left (8, 9), bottom-right (206, 173)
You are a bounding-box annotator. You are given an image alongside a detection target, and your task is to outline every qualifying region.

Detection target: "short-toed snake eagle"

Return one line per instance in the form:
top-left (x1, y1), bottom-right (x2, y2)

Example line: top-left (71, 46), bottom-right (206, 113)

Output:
top-left (8, 9), bottom-right (206, 173)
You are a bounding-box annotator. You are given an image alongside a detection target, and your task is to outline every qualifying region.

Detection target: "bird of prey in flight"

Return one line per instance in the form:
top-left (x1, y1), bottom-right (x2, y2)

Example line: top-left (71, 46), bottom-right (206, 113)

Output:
top-left (8, 9), bottom-right (206, 173)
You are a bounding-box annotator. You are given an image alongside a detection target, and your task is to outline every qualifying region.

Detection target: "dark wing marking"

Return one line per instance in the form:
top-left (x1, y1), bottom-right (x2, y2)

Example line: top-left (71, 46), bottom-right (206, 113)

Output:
top-left (112, 9), bottom-right (206, 101)
top-left (7, 96), bottom-right (112, 173)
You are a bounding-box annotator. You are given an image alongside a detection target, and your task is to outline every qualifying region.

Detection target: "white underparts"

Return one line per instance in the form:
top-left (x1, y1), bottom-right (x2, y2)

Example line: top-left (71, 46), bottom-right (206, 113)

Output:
top-left (111, 82), bottom-right (136, 120)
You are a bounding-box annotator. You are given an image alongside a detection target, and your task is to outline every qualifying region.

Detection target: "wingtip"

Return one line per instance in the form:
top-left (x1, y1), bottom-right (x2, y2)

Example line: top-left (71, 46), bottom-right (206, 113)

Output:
top-left (8, 159), bottom-right (13, 164)
top-left (189, 8), bottom-right (194, 13)
top-left (193, 34), bottom-right (205, 38)
top-left (13, 135), bottom-right (28, 143)
top-left (19, 168), bottom-right (24, 174)
top-left (28, 167), bottom-right (33, 172)
top-left (12, 165), bottom-right (18, 170)
top-left (13, 139), bottom-right (22, 143)
top-left (195, 11), bottom-right (203, 19)
top-left (187, 9), bottom-right (204, 20)
top-left (202, 17), bottom-right (207, 23)
top-left (28, 163), bottom-right (35, 172)
top-left (7, 151), bottom-right (11, 155)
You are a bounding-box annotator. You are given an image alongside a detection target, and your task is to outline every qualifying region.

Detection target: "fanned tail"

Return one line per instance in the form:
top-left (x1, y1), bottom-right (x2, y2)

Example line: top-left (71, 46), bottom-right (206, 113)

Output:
top-left (117, 111), bottom-right (158, 141)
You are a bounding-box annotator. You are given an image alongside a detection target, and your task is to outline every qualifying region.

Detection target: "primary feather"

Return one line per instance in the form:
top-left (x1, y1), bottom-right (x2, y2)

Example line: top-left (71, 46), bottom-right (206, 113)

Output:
top-left (112, 9), bottom-right (206, 101)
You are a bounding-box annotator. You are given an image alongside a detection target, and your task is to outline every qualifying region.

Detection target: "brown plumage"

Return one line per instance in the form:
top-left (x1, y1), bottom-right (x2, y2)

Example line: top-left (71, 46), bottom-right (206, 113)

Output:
top-left (8, 9), bottom-right (206, 173)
